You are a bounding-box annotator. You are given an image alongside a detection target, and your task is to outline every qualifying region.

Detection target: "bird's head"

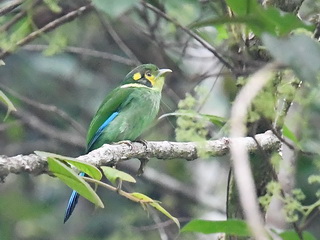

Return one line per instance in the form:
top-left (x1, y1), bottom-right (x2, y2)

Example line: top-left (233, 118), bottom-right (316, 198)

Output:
top-left (122, 64), bottom-right (172, 91)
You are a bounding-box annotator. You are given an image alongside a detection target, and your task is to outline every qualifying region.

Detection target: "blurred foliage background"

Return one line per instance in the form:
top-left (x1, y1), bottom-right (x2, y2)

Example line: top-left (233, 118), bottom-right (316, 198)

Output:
top-left (1, 0), bottom-right (320, 239)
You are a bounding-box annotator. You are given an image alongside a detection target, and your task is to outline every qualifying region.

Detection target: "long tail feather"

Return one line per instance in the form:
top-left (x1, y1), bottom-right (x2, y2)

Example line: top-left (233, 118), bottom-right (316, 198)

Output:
top-left (64, 172), bottom-right (85, 223)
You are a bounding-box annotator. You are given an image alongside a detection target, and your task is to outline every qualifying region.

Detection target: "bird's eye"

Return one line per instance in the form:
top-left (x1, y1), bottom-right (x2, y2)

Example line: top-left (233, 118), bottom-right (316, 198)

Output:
top-left (144, 70), bottom-right (155, 86)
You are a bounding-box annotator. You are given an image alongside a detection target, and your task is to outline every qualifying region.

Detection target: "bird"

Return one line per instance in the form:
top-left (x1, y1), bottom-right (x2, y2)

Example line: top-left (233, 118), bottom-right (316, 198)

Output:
top-left (64, 63), bottom-right (172, 223)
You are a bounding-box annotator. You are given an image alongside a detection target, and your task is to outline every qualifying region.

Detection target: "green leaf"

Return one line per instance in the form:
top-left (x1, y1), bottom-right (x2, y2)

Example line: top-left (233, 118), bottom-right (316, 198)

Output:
top-left (279, 230), bottom-right (316, 240)
top-left (165, 0), bottom-right (201, 25)
top-left (0, 89), bottom-right (16, 121)
top-left (47, 157), bottom-right (104, 208)
top-left (43, 0), bottom-right (62, 13)
top-left (92, 0), bottom-right (136, 18)
top-left (43, 32), bottom-right (67, 56)
top-left (260, 7), bottom-right (313, 35)
top-left (193, 1), bottom-right (314, 37)
top-left (226, 0), bottom-right (259, 16)
top-left (131, 192), bottom-right (180, 228)
top-left (181, 219), bottom-right (251, 236)
top-left (282, 124), bottom-right (301, 149)
top-left (35, 151), bottom-right (102, 180)
top-left (227, 0), bottom-right (314, 36)
top-left (215, 24), bottom-right (229, 44)
top-left (262, 34), bottom-right (320, 83)
top-left (202, 114), bottom-right (227, 128)
top-left (101, 166), bottom-right (136, 185)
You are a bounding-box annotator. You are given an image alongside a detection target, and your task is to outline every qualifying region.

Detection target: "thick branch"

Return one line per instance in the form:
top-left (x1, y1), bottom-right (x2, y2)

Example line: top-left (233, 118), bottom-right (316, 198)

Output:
top-left (0, 131), bottom-right (280, 180)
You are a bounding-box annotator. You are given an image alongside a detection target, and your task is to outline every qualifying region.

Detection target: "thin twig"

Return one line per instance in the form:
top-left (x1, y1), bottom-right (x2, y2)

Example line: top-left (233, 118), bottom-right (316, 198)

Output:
top-left (0, 3), bottom-right (93, 59)
top-left (270, 126), bottom-right (316, 156)
top-left (94, 9), bottom-right (141, 66)
top-left (0, 4), bottom-right (27, 32)
top-left (149, 208), bottom-right (169, 240)
top-left (0, 0), bottom-right (42, 32)
top-left (134, 217), bottom-right (190, 232)
top-left (0, 0), bottom-right (24, 16)
top-left (196, 65), bottom-right (224, 112)
top-left (0, 83), bottom-right (86, 136)
top-left (83, 177), bottom-right (151, 203)
top-left (270, 127), bottom-right (295, 150)
top-left (22, 44), bottom-right (136, 65)
top-left (300, 208), bottom-right (320, 231)
top-left (142, 2), bottom-right (234, 72)
top-left (4, 103), bottom-right (85, 148)
top-left (125, 163), bottom-right (225, 210)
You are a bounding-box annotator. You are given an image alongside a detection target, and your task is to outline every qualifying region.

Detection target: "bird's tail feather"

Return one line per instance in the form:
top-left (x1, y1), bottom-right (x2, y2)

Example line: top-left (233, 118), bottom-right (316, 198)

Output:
top-left (64, 172), bottom-right (85, 223)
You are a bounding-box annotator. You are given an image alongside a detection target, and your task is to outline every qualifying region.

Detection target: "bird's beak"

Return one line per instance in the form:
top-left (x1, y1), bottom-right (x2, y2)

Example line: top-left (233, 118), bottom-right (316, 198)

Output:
top-left (157, 68), bottom-right (172, 77)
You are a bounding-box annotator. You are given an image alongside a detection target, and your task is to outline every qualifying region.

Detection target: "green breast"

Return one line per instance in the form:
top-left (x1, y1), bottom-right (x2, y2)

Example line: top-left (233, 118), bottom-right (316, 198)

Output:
top-left (89, 87), bottom-right (161, 150)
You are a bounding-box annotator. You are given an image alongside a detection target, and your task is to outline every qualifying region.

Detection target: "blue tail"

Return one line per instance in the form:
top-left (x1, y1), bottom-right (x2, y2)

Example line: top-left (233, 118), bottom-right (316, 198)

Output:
top-left (64, 172), bottom-right (85, 223)
top-left (64, 111), bottom-right (119, 222)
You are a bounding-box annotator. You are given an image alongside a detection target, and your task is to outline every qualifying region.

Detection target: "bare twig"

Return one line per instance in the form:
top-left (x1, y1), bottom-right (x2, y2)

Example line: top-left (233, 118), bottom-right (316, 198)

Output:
top-left (0, 3), bottom-right (93, 59)
top-left (0, 131), bottom-right (280, 180)
top-left (0, 83), bottom-right (86, 136)
top-left (0, 0), bottom-right (24, 16)
top-left (94, 9), bottom-right (141, 66)
top-left (142, 2), bottom-right (234, 72)
top-left (134, 217), bottom-right (190, 231)
top-left (125, 163), bottom-right (225, 210)
top-left (149, 208), bottom-right (170, 240)
top-left (0, 4), bottom-right (27, 32)
top-left (83, 177), bottom-right (151, 203)
top-left (230, 63), bottom-right (280, 240)
top-left (7, 104), bottom-right (85, 148)
top-left (22, 44), bottom-right (136, 65)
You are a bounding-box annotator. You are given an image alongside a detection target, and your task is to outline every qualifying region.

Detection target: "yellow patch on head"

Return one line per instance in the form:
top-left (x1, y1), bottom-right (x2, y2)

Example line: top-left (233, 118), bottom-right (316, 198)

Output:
top-left (133, 72), bottom-right (142, 80)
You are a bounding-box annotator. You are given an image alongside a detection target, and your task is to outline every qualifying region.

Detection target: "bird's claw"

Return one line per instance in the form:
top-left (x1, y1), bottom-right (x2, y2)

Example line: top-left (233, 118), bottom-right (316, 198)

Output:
top-left (137, 157), bottom-right (149, 176)
top-left (116, 140), bottom-right (133, 150)
top-left (136, 139), bottom-right (149, 150)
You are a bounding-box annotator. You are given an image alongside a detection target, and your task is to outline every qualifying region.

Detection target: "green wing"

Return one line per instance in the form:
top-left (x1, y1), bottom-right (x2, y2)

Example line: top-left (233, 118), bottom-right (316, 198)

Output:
top-left (86, 87), bottom-right (135, 150)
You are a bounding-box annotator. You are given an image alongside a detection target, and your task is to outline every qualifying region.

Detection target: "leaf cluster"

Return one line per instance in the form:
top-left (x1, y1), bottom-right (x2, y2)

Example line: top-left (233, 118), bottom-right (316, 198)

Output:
top-left (35, 151), bottom-right (180, 228)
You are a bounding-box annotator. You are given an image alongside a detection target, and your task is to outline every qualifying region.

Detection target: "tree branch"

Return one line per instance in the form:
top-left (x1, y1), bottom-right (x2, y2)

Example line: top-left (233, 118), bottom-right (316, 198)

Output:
top-left (94, 9), bottom-right (141, 66)
top-left (0, 131), bottom-right (280, 180)
top-left (22, 44), bottom-right (136, 66)
top-left (0, 3), bottom-right (93, 59)
top-left (0, 83), bottom-right (87, 136)
top-left (142, 2), bottom-right (234, 72)
top-left (6, 104), bottom-right (85, 148)
top-left (0, 0), bottom-right (24, 16)
top-left (124, 162), bottom-right (225, 210)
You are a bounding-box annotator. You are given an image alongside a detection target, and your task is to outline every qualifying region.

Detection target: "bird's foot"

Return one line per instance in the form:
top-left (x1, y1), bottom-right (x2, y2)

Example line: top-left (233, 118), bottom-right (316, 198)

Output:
top-left (116, 140), bottom-right (133, 150)
top-left (136, 139), bottom-right (149, 150)
top-left (137, 157), bottom-right (149, 176)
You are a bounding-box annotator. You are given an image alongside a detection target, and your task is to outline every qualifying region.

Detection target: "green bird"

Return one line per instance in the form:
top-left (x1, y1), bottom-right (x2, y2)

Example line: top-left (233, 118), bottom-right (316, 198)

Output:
top-left (64, 63), bottom-right (172, 223)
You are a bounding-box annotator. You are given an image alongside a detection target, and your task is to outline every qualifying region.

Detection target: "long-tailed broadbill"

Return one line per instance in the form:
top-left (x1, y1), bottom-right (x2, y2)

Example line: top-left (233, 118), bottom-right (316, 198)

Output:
top-left (64, 63), bottom-right (172, 223)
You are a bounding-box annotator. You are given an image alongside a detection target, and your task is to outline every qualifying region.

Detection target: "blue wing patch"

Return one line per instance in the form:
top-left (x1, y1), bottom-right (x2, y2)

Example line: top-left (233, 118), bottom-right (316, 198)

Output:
top-left (87, 112), bottom-right (119, 151)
